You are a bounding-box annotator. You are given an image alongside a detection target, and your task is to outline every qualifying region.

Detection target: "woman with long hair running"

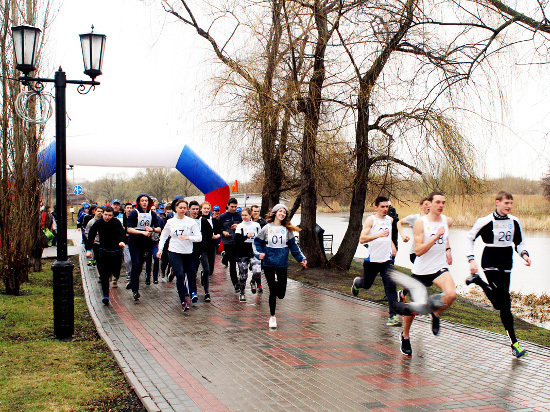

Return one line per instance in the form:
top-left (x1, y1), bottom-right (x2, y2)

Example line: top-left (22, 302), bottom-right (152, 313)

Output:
top-left (157, 199), bottom-right (202, 311)
top-left (254, 204), bottom-right (307, 328)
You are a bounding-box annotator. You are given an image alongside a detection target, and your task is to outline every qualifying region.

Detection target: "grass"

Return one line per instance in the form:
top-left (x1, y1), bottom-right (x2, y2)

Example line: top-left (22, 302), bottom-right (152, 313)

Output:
top-left (288, 259), bottom-right (550, 347)
top-left (0, 258), bottom-right (145, 412)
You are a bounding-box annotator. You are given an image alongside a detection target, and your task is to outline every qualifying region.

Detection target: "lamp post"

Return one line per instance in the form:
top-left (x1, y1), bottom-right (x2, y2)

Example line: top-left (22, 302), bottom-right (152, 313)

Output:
top-left (11, 24), bottom-right (106, 340)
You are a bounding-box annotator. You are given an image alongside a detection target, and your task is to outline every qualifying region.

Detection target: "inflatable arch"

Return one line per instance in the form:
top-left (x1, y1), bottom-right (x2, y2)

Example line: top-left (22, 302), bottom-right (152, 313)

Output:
top-left (37, 141), bottom-right (230, 208)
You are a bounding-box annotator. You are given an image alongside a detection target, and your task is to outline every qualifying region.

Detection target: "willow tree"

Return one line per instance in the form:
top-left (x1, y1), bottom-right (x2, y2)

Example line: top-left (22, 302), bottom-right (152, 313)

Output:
top-left (0, 0), bottom-right (50, 294)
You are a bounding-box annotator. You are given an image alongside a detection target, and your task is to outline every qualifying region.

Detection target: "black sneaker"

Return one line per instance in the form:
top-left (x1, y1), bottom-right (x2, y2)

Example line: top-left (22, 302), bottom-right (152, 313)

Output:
top-left (125, 282), bottom-right (132, 290)
top-left (102, 296), bottom-right (110, 306)
top-left (465, 273), bottom-right (481, 286)
top-left (234, 284), bottom-right (240, 293)
top-left (145, 277), bottom-right (151, 285)
top-left (153, 277), bottom-right (159, 284)
top-left (133, 291), bottom-right (140, 301)
top-left (400, 333), bottom-right (412, 356)
top-left (431, 313), bottom-right (440, 335)
top-left (250, 280), bottom-right (257, 294)
top-left (351, 277), bottom-right (361, 296)
top-left (204, 293), bottom-right (211, 302)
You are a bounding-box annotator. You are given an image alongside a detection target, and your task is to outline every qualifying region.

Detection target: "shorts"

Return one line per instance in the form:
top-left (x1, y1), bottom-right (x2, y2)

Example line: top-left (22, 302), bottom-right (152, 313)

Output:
top-left (411, 268), bottom-right (449, 287)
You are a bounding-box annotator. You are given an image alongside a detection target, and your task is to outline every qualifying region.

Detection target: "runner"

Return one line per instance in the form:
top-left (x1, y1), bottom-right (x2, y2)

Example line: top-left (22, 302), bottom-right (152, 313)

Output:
top-left (157, 199), bottom-right (202, 311)
top-left (145, 205), bottom-right (162, 285)
top-left (465, 190), bottom-right (531, 359)
top-left (188, 200), bottom-right (202, 303)
top-left (85, 205), bottom-right (126, 306)
top-left (85, 205), bottom-right (103, 267)
top-left (198, 201), bottom-right (222, 302)
top-left (234, 207), bottom-right (262, 302)
top-left (218, 198), bottom-right (243, 292)
top-left (254, 204), bottom-right (307, 328)
top-left (250, 204), bottom-right (267, 228)
top-left (351, 196), bottom-right (400, 327)
top-left (397, 197), bottom-right (430, 263)
top-left (126, 193), bottom-right (162, 301)
top-left (399, 191), bottom-right (455, 356)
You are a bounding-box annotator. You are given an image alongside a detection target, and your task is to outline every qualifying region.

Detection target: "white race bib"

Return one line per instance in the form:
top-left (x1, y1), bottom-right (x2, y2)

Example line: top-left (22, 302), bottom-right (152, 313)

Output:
top-left (137, 212), bottom-right (151, 230)
top-left (267, 226), bottom-right (287, 249)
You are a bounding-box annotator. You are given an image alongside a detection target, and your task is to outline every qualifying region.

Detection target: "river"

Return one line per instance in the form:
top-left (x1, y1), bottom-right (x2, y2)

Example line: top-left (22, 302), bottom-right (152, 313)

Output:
top-left (292, 213), bottom-right (550, 296)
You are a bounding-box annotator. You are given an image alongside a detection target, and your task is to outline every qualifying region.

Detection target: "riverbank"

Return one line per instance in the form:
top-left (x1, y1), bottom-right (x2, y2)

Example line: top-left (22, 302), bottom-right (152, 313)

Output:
top-left (287, 259), bottom-right (550, 344)
top-left (316, 194), bottom-right (550, 231)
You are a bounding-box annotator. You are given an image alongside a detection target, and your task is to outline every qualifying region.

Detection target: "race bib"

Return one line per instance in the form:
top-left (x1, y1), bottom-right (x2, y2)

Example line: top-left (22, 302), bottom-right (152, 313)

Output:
top-left (137, 212), bottom-right (151, 230)
top-left (267, 226), bottom-right (287, 249)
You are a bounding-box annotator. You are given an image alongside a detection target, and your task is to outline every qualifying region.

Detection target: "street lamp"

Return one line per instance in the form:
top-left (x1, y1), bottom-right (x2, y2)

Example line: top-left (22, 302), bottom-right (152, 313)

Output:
top-left (11, 24), bottom-right (106, 341)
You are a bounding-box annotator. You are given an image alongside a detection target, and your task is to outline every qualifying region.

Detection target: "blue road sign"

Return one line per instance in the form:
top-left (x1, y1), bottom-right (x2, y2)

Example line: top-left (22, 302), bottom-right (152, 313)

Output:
top-left (72, 185), bottom-right (83, 195)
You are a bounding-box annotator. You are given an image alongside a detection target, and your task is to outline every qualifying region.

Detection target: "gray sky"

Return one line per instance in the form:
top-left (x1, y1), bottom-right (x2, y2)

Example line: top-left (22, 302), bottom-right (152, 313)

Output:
top-left (42, 0), bottom-right (549, 185)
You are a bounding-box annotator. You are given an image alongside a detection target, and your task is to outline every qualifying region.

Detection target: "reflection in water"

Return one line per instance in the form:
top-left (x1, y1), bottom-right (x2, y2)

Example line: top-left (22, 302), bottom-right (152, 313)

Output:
top-left (292, 213), bottom-right (550, 296)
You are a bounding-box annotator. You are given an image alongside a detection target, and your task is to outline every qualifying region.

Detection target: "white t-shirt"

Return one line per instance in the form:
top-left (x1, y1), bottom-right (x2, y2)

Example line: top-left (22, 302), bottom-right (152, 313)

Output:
top-left (364, 215), bottom-right (392, 263)
top-left (403, 213), bottom-right (421, 254)
top-left (235, 221), bottom-right (261, 243)
top-left (159, 216), bottom-right (202, 255)
top-left (412, 215), bottom-right (449, 275)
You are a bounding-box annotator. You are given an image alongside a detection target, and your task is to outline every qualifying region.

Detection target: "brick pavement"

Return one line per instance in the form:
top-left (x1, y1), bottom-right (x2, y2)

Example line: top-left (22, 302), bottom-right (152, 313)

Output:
top-left (77, 237), bottom-right (550, 411)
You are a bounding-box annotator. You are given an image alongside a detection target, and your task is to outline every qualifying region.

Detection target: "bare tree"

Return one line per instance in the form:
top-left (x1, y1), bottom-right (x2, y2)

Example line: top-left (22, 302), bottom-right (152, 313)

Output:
top-left (0, 0), bottom-right (50, 293)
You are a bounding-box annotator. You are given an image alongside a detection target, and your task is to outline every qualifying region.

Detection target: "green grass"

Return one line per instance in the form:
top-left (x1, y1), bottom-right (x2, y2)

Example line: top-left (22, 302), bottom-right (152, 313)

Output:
top-left (289, 259), bottom-right (550, 347)
top-left (0, 259), bottom-right (144, 412)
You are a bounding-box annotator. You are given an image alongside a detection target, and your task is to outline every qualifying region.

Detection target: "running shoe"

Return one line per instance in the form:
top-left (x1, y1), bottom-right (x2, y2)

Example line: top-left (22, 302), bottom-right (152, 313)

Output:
top-left (234, 284), bottom-right (240, 293)
top-left (431, 313), bottom-right (440, 335)
top-left (181, 301), bottom-right (190, 312)
top-left (400, 333), bottom-right (412, 356)
top-left (102, 296), bottom-right (110, 306)
top-left (386, 315), bottom-right (402, 327)
top-left (145, 277), bottom-right (151, 286)
top-left (112, 279), bottom-right (118, 288)
top-left (257, 285), bottom-right (263, 294)
top-left (239, 293), bottom-right (246, 302)
top-left (511, 342), bottom-right (527, 359)
top-left (168, 272), bottom-right (175, 282)
top-left (250, 280), bottom-right (257, 294)
top-left (269, 316), bottom-right (277, 329)
top-left (465, 273), bottom-right (481, 286)
top-left (125, 282), bottom-right (132, 290)
top-left (351, 277), bottom-right (361, 296)
top-left (191, 292), bottom-right (198, 303)
top-left (204, 293), bottom-right (211, 302)
top-left (133, 291), bottom-right (140, 301)
top-left (153, 277), bottom-right (159, 284)
top-left (398, 290), bottom-right (406, 303)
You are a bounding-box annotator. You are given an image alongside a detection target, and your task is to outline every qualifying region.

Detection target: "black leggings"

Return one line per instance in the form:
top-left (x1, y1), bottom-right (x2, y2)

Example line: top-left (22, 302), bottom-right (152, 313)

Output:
top-left (479, 269), bottom-right (516, 343)
top-left (264, 266), bottom-right (288, 316)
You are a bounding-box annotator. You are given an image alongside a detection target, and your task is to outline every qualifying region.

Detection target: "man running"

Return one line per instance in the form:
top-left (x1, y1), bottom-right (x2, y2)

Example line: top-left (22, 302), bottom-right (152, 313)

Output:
top-left (85, 205), bottom-right (126, 306)
top-left (465, 191), bottom-right (531, 359)
top-left (351, 196), bottom-right (400, 327)
top-left (397, 197), bottom-right (430, 263)
top-left (218, 198), bottom-right (243, 292)
top-left (399, 191), bottom-right (455, 356)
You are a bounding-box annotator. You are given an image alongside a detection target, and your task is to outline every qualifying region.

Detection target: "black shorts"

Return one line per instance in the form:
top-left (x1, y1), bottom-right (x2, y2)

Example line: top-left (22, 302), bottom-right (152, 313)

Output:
top-left (411, 268), bottom-right (449, 287)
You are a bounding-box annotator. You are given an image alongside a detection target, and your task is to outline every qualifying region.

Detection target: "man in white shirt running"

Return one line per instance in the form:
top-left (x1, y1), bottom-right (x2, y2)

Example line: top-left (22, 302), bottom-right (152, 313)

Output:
top-left (399, 191), bottom-right (455, 356)
top-left (351, 196), bottom-right (400, 326)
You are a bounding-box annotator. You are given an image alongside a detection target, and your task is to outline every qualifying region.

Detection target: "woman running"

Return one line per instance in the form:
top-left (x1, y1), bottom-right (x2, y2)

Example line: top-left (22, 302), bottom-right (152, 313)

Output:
top-left (234, 207), bottom-right (262, 302)
top-left (157, 199), bottom-right (202, 311)
top-left (254, 204), bottom-right (307, 328)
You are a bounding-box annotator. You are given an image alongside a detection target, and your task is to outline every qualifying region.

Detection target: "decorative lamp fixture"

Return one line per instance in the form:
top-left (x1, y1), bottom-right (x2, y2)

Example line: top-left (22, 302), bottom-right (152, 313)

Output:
top-left (11, 25), bottom-right (42, 76)
top-left (79, 26), bottom-right (106, 80)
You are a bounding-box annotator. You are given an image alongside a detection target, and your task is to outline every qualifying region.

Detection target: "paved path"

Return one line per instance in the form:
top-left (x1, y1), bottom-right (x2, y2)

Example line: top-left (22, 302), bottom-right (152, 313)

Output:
top-left (74, 230), bottom-right (550, 411)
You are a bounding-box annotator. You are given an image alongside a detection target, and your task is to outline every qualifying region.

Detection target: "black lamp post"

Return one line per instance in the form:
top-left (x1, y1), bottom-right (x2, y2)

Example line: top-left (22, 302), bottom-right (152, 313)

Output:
top-left (12, 24), bottom-right (106, 340)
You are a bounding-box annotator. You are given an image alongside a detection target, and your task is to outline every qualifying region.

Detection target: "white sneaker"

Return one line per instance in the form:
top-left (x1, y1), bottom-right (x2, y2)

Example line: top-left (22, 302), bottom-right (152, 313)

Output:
top-left (269, 316), bottom-right (277, 329)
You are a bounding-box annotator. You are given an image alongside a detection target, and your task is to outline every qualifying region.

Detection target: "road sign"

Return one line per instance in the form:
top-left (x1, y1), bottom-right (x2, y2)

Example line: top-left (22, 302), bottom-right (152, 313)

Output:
top-left (72, 185), bottom-right (83, 195)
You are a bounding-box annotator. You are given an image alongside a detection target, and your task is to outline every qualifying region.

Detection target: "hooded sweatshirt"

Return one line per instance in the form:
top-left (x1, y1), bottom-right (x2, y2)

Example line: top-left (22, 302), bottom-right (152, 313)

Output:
top-left (127, 193), bottom-right (162, 249)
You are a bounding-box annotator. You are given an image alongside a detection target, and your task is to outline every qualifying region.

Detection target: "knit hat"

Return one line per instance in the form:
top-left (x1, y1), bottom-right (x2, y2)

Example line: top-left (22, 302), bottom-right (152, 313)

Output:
top-left (271, 204), bottom-right (289, 213)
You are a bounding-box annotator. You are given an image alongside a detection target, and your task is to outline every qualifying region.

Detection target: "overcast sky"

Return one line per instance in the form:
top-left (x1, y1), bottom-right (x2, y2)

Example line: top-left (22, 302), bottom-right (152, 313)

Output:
top-left (41, 0), bottom-right (549, 186)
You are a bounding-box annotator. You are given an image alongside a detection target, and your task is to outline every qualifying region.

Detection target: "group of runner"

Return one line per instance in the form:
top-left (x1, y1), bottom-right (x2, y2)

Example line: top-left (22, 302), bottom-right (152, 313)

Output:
top-left (80, 189), bottom-right (530, 358)
top-left (81, 195), bottom-right (307, 329)
top-left (352, 190), bottom-right (531, 359)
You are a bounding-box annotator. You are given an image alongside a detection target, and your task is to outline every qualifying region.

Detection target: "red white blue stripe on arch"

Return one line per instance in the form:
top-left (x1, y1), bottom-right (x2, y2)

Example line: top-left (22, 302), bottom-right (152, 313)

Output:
top-left (37, 140), bottom-right (230, 208)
